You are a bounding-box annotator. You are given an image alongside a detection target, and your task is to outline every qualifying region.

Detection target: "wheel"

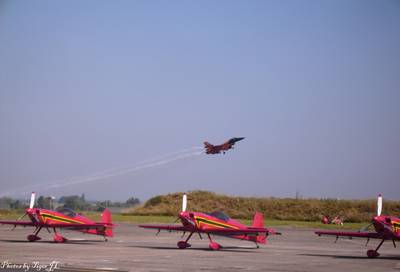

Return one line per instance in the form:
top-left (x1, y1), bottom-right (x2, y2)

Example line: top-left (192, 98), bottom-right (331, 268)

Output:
top-left (209, 242), bottom-right (221, 250)
top-left (27, 235), bottom-right (41, 242)
top-left (177, 241), bottom-right (191, 249)
top-left (53, 234), bottom-right (67, 243)
top-left (367, 250), bottom-right (379, 258)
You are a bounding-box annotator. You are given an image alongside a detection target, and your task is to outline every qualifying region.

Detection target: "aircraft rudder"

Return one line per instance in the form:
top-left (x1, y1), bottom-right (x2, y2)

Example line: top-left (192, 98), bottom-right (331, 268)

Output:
top-left (252, 211), bottom-right (265, 228)
top-left (251, 211), bottom-right (267, 243)
top-left (101, 208), bottom-right (113, 237)
top-left (204, 141), bottom-right (212, 148)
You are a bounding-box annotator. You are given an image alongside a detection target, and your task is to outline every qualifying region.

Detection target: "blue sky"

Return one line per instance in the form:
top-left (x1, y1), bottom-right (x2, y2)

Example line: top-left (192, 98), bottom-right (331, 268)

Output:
top-left (1, 1), bottom-right (399, 201)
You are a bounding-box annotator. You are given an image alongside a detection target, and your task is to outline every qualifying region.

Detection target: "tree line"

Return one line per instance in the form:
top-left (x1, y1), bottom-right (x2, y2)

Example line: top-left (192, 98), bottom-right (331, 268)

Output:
top-left (0, 194), bottom-right (140, 211)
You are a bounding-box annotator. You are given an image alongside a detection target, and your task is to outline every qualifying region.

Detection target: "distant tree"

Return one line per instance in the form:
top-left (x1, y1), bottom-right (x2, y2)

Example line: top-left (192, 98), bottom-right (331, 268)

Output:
top-left (0, 197), bottom-right (13, 209)
top-left (10, 200), bottom-right (21, 209)
top-left (37, 196), bottom-right (44, 208)
top-left (126, 197), bottom-right (140, 206)
top-left (59, 195), bottom-right (89, 210)
top-left (36, 196), bottom-right (52, 209)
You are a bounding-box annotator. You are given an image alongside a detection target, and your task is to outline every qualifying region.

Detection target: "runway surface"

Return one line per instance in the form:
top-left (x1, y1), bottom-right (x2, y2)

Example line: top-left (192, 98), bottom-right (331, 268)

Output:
top-left (0, 223), bottom-right (399, 272)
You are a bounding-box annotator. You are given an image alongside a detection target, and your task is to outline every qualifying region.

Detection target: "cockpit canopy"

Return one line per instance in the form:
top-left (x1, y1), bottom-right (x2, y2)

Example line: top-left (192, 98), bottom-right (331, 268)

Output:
top-left (56, 207), bottom-right (77, 218)
top-left (207, 211), bottom-right (230, 222)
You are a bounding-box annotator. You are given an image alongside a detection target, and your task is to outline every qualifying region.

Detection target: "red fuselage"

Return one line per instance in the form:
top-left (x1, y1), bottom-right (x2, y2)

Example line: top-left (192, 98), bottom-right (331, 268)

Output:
top-left (27, 208), bottom-right (93, 225)
top-left (372, 215), bottom-right (400, 240)
top-left (178, 211), bottom-right (269, 243)
top-left (25, 208), bottom-right (113, 237)
top-left (204, 137), bottom-right (245, 154)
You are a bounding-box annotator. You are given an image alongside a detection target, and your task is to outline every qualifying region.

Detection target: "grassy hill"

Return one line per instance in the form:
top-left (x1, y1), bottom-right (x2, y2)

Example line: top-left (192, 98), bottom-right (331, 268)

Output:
top-left (126, 190), bottom-right (400, 223)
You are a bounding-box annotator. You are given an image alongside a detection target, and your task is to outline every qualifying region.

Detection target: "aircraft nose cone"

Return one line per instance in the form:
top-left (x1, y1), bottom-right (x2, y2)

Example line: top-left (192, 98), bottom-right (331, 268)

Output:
top-left (179, 211), bottom-right (188, 218)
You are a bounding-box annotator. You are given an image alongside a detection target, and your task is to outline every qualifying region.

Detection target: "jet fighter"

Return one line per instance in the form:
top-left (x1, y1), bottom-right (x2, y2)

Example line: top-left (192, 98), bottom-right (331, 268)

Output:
top-left (204, 137), bottom-right (245, 154)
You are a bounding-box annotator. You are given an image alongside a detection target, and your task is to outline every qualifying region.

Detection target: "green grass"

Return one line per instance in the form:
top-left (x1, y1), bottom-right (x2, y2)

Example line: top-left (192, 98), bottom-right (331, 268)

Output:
top-left (127, 191), bottom-right (400, 223)
top-left (85, 213), bottom-right (177, 224)
top-left (0, 210), bottom-right (366, 230)
top-left (88, 214), bottom-right (369, 230)
top-left (265, 219), bottom-right (366, 230)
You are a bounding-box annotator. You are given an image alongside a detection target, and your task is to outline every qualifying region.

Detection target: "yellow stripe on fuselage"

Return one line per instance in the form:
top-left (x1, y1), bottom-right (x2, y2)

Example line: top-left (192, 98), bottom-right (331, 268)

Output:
top-left (40, 213), bottom-right (85, 225)
top-left (393, 222), bottom-right (400, 233)
top-left (194, 216), bottom-right (239, 230)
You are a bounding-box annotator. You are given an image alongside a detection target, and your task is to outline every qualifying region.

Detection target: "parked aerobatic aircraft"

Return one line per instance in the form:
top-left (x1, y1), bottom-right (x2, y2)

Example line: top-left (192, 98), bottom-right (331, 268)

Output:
top-left (0, 192), bottom-right (114, 243)
top-left (139, 194), bottom-right (280, 250)
top-left (204, 137), bottom-right (245, 154)
top-left (315, 194), bottom-right (399, 258)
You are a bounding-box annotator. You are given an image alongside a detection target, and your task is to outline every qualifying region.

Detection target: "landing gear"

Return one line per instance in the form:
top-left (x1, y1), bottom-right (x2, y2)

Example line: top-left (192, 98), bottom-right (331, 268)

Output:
top-left (209, 241), bottom-right (221, 250)
top-left (53, 228), bottom-right (67, 243)
top-left (27, 234), bottom-right (41, 242)
top-left (53, 234), bottom-right (67, 243)
top-left (366, 239), bottom-right (384, 258)
top-left (207, 234), bottom-right (221, 250)
top-left (177, 232), bottom-right (193, 249)
top-left (177, 241), bottom-right (191, 249)
top-left (367, 250), bottom-right (380, 258)
top-left (27, 226), bottom-right (42, 242)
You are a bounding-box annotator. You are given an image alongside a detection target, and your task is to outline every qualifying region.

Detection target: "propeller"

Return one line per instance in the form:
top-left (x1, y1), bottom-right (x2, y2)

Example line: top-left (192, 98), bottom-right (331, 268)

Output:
top-left (11, 192), bottom-right (35, 231)
top-left (168, 193), bottom-right (188, 226)
top-left (377, 194), bottom-right (382, 216)
top-left (11, 212), bottom-right (28, 231)
top-left (360, 222), bottom-right (373, 232)
top-left (182, 194), bottom-right (187, 212)
top-left (360, 194), bottom-right (383, 232)
top-left (16, 212), bottom-right (28, 221)
top-left (29, 192), bottom-right (36, 209)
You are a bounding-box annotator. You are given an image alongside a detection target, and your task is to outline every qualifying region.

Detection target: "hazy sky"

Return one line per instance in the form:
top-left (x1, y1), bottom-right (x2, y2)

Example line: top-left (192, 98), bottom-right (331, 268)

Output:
top-left (1, 1), bottom-right (399, 201)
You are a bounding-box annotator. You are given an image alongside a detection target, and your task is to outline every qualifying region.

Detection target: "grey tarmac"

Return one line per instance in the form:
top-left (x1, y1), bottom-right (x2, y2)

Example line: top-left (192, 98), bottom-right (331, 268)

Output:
top-left (0, 223), bottom-right (399, 272)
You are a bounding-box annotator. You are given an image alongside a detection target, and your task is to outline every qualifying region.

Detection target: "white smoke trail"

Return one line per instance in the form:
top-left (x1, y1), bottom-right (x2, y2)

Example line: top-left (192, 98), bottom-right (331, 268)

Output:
top-left (53, 146), bottom-right (204, 182)
top-left (48, 150), bottom-right (203, 189)
top-left (1, 147), bottom-right (204, 197)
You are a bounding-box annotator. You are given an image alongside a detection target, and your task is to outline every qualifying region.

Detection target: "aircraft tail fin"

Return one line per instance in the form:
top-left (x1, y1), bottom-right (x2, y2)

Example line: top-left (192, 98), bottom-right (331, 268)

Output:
top-left (101, 208), bottom-right (113, 237)
top-left (252, 212), bottom-right (265, 228)
top-left (204, 142), bottom-right (213, 148)
top-left (252, 212), bottom-right (266, 243)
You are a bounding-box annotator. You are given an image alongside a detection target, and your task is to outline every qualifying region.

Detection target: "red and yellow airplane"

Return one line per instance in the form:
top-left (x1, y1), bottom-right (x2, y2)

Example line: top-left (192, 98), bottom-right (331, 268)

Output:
top-left (0, 192), bottom-right (114, 243)
top-left (204, 137), bottom-right (245, 154)
top-left (315, 194), bottom-right (399, 258)
top-left (140, 194), bottom-right (280, 250)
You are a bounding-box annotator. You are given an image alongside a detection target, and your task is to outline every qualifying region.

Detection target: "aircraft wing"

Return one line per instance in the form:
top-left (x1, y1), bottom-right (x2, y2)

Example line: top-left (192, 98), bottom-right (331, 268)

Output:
top-left (139, 224), bottom-right (190, 232)
top-left (202, 227), bottom-right (277, 236)
top-left (0, 220), bottom-right (36, 226)
top-left (228, 137), bottom-right (245, 144)
top-left (45, 223), bottom-right (111, 230)
top-left (139, 225), bottom-right (279, 236)
top-left (315, 230), bottom-right (383, 239)
top-left (0, 220), bottom-right (112, 230)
